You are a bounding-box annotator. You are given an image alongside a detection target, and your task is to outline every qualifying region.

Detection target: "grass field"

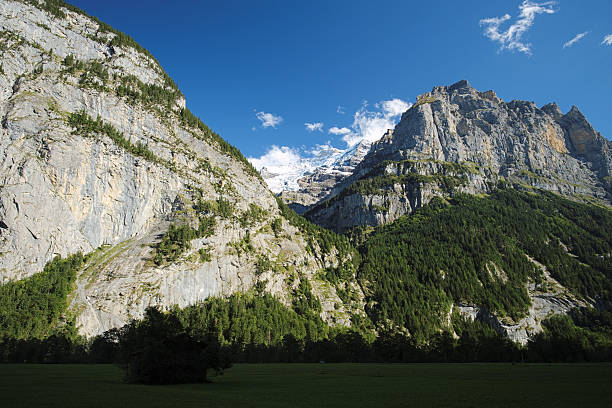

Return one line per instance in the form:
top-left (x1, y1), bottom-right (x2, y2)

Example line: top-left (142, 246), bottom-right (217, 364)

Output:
top-left (1, 363), bottom-right (611, 407)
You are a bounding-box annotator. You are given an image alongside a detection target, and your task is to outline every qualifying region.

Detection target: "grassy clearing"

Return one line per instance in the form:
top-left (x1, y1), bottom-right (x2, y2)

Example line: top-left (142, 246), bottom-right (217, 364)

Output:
top-left (0, 363), bottom-right (610, 407)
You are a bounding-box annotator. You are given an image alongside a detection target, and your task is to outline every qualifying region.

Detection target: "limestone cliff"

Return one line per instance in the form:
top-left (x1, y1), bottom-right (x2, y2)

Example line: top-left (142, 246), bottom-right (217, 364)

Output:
top-left (0, 0), bottom-right (363, 337)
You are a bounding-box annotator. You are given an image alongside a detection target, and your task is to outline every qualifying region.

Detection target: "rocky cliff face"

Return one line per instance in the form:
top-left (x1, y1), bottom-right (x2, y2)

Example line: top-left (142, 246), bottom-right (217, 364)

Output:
top-left (0, 0), bottom-right (362, 337)
top-left (306, 80), bottom-right (611, 232)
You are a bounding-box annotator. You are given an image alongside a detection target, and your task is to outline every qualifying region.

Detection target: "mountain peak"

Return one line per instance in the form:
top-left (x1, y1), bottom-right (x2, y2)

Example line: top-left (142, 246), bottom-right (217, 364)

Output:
top-left (567, 105), bottom-right (585, 118)
top-left (306, 81), bottom-right (610, 232)
top-left (541, 102), bottom-right (562, 119)
top-left (447, 79), bottom-right (472, 92)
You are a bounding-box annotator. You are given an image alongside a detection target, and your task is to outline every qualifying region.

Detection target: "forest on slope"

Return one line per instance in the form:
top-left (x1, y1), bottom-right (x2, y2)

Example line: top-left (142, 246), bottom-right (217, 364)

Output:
top-left (357, 188), bottom-right (611, 342)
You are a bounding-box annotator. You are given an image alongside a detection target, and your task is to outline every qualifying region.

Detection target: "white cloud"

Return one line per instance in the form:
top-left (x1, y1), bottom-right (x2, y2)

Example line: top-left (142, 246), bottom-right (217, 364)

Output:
top-left (328, 126), bottom-right (352, 136)
top-left (337, 105), bottom-right (345, 114)
top-left (563, 32), bottom-right (589, 48)
top-left (305, 122), bottom-right (323, 132)
top-left (250, 98), bottom-right (411, 192)
top-left (381, 98), bottom-right (411, 117)
top-left (480, 1), bottom-right (557, 55)
top-left (334, 98), bottom-right (412, 147)
top-left (248, 145), bottom-right (301, 173)
top-left (248, 98), bottom-right (412, 193)
top-left (602, 34), bottom-right (612, 46)
top-left (256, 111), bottom-right (283, 128)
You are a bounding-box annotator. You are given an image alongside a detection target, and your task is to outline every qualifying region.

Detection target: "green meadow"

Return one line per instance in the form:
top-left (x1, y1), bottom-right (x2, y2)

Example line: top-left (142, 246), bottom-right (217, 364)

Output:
top-left (1, 363), bottom-right (611, 408)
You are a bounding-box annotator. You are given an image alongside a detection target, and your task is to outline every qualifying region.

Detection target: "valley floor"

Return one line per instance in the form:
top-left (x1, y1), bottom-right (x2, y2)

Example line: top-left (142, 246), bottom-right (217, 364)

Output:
top-left (0, 363), bottom-right (611, 407)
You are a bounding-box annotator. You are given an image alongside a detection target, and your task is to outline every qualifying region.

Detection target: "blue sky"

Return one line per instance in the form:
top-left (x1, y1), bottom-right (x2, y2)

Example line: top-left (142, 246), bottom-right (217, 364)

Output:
top-left (69, 0), bottom-right (611, 164)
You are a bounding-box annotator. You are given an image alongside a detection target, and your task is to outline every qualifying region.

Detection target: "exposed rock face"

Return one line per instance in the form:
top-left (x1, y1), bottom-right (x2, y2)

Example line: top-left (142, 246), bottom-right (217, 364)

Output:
top-left (0, 0), bottom-right (362, 336)
top-left (306, 80), bottom-right (611, 232)
top-left (456, 256), bottom-right (588, 345)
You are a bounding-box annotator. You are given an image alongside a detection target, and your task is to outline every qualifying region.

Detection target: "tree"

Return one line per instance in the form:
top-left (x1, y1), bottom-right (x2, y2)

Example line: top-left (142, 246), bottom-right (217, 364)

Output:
top-left (117, 307), bottom-right (231, 384)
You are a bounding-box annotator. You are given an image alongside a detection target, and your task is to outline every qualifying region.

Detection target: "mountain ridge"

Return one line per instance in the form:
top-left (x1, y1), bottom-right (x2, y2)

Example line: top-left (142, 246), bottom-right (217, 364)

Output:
top-left (303, 79), bottom-right (610, 232)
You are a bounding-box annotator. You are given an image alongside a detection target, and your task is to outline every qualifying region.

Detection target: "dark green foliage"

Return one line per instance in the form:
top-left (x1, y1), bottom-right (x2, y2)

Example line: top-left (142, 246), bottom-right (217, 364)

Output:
top-left (528, 310), bottom-right (612, 362)
top-left (255, 254), bottom-right (272, 275)
top-left (195, 197), bottom-right (235, 219)
top-left (116, 74), bottom-right (180, 110)
top-left (61, 55), bottom-right (110, 90)
top-left (198, 248), bottom-right (212, 262)
top-left (0, 253), bottom-right (85, 339)
top-left (23, 0), bottom-right (67, 19)
top-left (197, 216), bottom-right (216, 237)
top-left (117, 307), bottom-right (231, 384)
top-left (230, 232), bottom-right (254, 256)
top-left (451, 313), bottom-right (520, 362)
top-left (0, 334), bottom-right (88, 363)
top-left (88, 328), bottom-right (120, 363)
top-left (359, 189), bottom-right (612, 343)
top-left (321, 263), bottom-right (356, 285)
top-left (216, 197), bottom-right (234, 219)
top-left (271, 217), bottom-right (283, 237)
top-left (292, 278), bottom-right (321, 316)
top-left (78, 61), bottom-right (108, 89)
top-left (153, 224), bottom-right (197, 265)
top-left (275, 197), bottom-right (356, 262)
top-left (239, 203), bottom-right (269, 228)
top-left (343, 173), bottom-right (466, 197)
top-left (175, 293), bottom-right (329, 348)
top-left (68, 111), bottom-right (158, 163)
top-left (32, 63), bottom-right (43, 75)
top-left (62, 53), bottom-right (74, 66)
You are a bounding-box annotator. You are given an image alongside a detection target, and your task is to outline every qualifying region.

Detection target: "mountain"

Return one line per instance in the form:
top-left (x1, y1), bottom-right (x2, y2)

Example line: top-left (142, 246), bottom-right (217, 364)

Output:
top-left (257, 144), bottom-right (346, 195)
top-left (292, 80), bottom-right (610, 344)
top-left (304, 80), bottom-right (611, 232)
top-left (0, 0), bottom-right (362, 337)
top-left (276, 139), bottom-right (377, 213)
top-left (0, 2), bottom-right (610, 351)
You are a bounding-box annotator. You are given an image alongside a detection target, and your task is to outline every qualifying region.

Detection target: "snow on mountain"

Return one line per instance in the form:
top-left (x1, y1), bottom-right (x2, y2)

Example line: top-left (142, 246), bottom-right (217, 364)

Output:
top-left (248, 99), bottom-right (411, 203)
top-left (250, 144), bottom-right (345, 193)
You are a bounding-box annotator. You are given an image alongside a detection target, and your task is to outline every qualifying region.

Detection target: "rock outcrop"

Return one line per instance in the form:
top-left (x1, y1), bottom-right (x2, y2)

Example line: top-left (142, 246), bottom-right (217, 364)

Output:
top-left (306, 80), bottom-right (611, 232)
top-left (456, 256), bottom-right (588, 345)
top-left (0, 0), bottom-right (363, 336)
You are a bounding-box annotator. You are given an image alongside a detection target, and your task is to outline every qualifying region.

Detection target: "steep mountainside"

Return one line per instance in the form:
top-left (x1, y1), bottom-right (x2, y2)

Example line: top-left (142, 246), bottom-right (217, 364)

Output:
top-left (306, 80), bottom-right (611, 232)
top-left (0, 0), bottom-right (363, 337)
top-left (356, 189), bottom-right (610, 344)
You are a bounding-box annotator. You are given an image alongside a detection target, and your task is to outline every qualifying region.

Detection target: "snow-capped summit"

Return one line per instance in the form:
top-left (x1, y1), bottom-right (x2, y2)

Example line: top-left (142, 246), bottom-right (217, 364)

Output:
top-left (275, 138), bottom-right (381, 212)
